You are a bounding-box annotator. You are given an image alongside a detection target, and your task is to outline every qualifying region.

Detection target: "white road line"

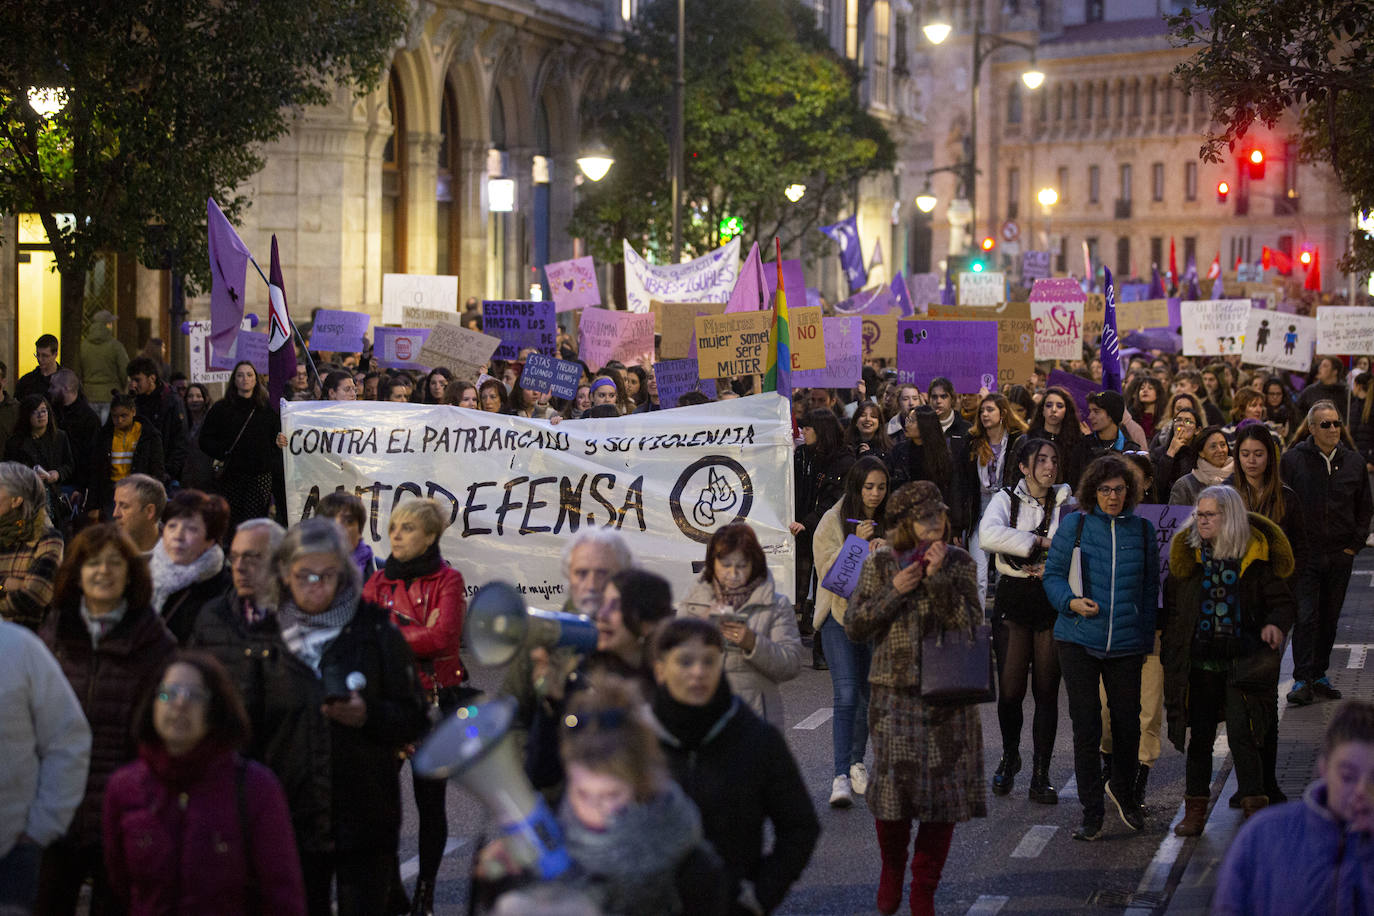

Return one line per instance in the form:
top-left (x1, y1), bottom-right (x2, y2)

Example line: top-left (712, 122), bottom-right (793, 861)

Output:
top-left (400, 837), bottom-right (466, 881)
top-left (793, 707), bottom-right (834, 730)
top-left (1334, 643), bottom-right (1372, 669)
top-left (966, 894), bottom-right (1010, 915)
top-left (1009, 825), bottom-right (1058, 858)
top-left (1059, 775), bottom-right (1077, 799)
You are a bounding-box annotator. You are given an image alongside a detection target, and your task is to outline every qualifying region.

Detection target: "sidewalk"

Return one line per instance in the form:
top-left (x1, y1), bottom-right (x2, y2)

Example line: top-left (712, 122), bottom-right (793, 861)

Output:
top-left (1163, 555), bottom-right (1374, 914)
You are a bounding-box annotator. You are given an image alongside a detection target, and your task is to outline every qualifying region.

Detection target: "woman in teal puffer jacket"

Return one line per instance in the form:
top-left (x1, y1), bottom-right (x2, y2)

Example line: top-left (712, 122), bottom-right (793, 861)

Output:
top-left (1043, 454), bottom-right (1159, 843)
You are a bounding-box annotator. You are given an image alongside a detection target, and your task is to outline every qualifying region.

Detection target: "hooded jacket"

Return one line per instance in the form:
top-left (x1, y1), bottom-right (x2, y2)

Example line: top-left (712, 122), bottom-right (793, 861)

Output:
top-left (1044, 507), bottom-right (1159, 655)
top-left (79, 324), bottom-right (130, 398)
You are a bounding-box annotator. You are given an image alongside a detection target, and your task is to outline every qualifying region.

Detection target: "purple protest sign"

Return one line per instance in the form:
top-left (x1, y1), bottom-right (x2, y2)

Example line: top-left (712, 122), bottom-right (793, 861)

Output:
top-left (373, 327), bottom-right (433, 370)
top-left (653, 358), bottom-right (713, 409)
top-left (1167, 297), bottom-right (1182, 329)
top-left (544, 256), bottom-right (602, 312)
top-left (805, 287), bottom-right (822, 309)
top-left (520, 353), bottom-right (583, 399)
top-left (1021, 250), bottom-right (1052, 282)
top-left (819, 534), bottom-right (870, 599)
top-left (211, 330), bottom-right (269, 375)
top-left (794, 316), bottom-right (862, 388)
top-left (1029, 277), bottom-right (1087, 303)
top-left (1046, 369), bottom-right (1101, 418)
top-left (1119, 283), bottom-right (1151, 303)
top-left (1135, 504), bottom-right (1196, 590)
top-left (308, 309), bottom-right (371, 352)
top-left (483, 300), bottom-right (556, 360)
top-left (896, 320), bottom-right (998, 393)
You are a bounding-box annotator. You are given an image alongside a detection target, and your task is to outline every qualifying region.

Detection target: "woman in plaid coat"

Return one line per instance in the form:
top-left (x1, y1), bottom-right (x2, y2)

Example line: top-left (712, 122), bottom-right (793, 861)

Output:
top-left (845, 480), bottom-right (986, 916)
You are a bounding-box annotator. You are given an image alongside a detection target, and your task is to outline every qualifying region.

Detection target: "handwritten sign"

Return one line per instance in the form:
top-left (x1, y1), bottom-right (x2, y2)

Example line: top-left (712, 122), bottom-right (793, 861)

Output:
top-left (819, 534), bottom-right (870, 599)
top-left (1244, 310), bottom-right (1315, 372)
top-left (1031, 300), bottom-right (1085, 360)
top-left (1117, 299), bottom-right (1172, 330)
top-left (1135, 504), bottom-right (1196, 590)
top-left (483, 300), bottom-right (556, 361)
top-left (578, 308), bottom-right (656, 371)
top-left (860, 313), bottom-right (898, 360)
top-left (308, 309), bottom-right (371, 352)
top-left (544, 256), bottom-right (602, 312)
top-left (187, 318), bottom-right (252, 384)
top-left (1181, 299), bottom-right (1250, 355)
top-left (623, 238), bottom-right (741, 314)
top-left (1021, 250), bottom-right (1052, 281)
top-left (373, 327), bottom-right (433, 370)
top-left (695, 311), bottom-right (771, 379)
top-left (519, 353), bottom-right (583, 399)
top-left (1317, 306), bottom-right (1374, 355)
top-left (896, 319), bottom-right (998, 393)
top-left (653, 301), bottom-right (727, 360)
top-left (794, 316), bottom-right (863, 389)
top-left (382, 274), bottom-right (458, 325)
top-left (653, 358), bottom-right (714, 409)
top-left (958, 271), bottom-right (1006, 306)
top-left (789, 306), bottom-right (826, 371)
top-left (401, 305), bottom-right (460, 329)
top-left (1083, 293), bottom-right (1106, 343)
top-left (417, 322), bottom-right (501, 382)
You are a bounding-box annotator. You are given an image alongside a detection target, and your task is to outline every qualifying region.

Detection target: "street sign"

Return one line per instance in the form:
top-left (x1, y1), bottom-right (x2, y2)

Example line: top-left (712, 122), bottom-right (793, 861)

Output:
top-left (1001, 220), bottom-right (1020, 243)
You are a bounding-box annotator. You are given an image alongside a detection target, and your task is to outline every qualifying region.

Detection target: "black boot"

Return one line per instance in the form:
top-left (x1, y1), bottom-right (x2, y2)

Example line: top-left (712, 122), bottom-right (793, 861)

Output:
top-left (1028, 756), bottom-right (1058, 805)
top-left (1132, 763), bottom-right (1151, 810)
top-left (991, 751), bottom-right (1021, 796)
top-left (812, 638), bottom-right (828, 671)
top-left (386, 868), bottom-right (411, 915)
top-left (410, 878), bottom-right (435, 916)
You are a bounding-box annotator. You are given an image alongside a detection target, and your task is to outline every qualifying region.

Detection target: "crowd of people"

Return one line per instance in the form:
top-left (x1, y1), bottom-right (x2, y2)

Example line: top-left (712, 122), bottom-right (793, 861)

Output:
top-left (2, 314), bottom-right (1373, 916)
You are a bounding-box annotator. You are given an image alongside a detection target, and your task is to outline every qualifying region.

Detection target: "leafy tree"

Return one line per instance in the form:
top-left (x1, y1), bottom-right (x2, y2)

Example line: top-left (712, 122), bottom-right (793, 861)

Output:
top-left (568, 0), bottom-right (895, 265)
top-left (0, 0), bottom-right (405, 358)
top-left (1169, 0), bottom-right (1371, 273)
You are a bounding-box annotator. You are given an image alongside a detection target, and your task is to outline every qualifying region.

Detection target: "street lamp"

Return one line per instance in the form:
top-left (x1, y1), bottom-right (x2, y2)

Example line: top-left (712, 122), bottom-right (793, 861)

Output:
top-left (27, 87), bottom-right (67, 118)
top-left (915, 184), bottom-right (937, 213)
top-left (1037, 187), bottom-right (1058, 209)
top-left (784, 183), bottom-right (806, 203)
top-left (576, 140), bottom-right (615, 182)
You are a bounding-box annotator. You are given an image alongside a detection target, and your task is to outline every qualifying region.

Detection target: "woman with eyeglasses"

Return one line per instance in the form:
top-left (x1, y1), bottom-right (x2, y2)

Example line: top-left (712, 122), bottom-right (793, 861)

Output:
top-left (1161, 486), bottom-right (1295, 833)
top-left (1168, 425), bottom-right (1234, 507)
top-left (1262, 379), bottom-right (1295, 439)
top-left (1150, 398), bottom-right (1204, 499)
top-left (255, 518), bottom-right (428, 916)
top-left (102, 652), bottom-right (306, 914)
top-left (1044, 455), bottom-right (1159, 841)
top-left (37, 524), bottom-right (176, 916)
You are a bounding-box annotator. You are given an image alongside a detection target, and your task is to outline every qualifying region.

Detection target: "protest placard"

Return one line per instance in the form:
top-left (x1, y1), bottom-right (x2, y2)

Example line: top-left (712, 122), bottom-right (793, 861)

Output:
top-left (212, 330), bottom-right (269, 375)
top-left (1030, 300), bottom-right (1085, 361)
top-left (382, 274), bottom-right (458, 325)
top-left (1243, 310), bottom-right (1315, 371)
top-left (519, 353), bottom-right (583, 399)
top-left (483, 300), bottom-right (557, 360)
top-left (1316, 306), bottom-right (1374, 354)
top-left (577, 308), bottom-right (656, 371)
top-left (958, 271), bottom-right (1005, 306)
top-left (653, 358), bottom-right (714, 408)
top-left (653, 301), bottom-right (727, 359)
top-left (1181, 299), bottom-right (1250, 355)
top-left (373, 327), bottom-right (432, 370)
top-left (696, 312), bottom-right (771, 379)
top-left (906, 273), bottom-right (940, 314)
top-left (860, 313), bottom-right (898, 360)
top-left (788, 306), bottom-right (826, 371)
top-left (896, 320), bottom-right (998, 392)
top-left (187, 317), bottom-right (252, 384)
top-left (794, 316), bottom-right (863, 389)
top-left (623, 238), bottom-right (741, 313)
top-left (925, 303), bottom-right (1035, 388)
top-left (417, 322), bottom-right (501, 382)
top-left (1135, 504), bottom-right (1196, 588)
top-left (819, 534), bottom-right (870, 599)
top-left (1117, 299), bottom-right (1171, 330)
top-left (1021, 250), bottom-right (1051, 281)
top-left (1083, 293), bottom-right (1106, 343)
top-left (1046, 369), bottom-right (1099, 419)
top-left (1029, 277), bottom-right (1086, 303)
top-left (308, 309), bottom-right (371, 352)
top-left (401, 305), bottom-right (459, 329)
top-left (543, 256), bottom-right (601, 312)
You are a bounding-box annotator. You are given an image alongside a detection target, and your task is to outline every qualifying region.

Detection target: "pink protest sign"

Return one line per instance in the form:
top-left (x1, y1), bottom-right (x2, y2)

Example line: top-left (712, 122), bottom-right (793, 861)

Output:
top-left (1029, 277), bottom-right (1087, 303)
top-left (544, 256), bottom-right (602, 312)
top-left (578, 308), bottom-right (656, 371)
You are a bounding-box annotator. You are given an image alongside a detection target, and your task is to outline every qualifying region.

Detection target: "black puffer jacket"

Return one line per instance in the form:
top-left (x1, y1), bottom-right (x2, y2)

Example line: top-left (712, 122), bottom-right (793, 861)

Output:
top-left (1280, 438), bottom-right (1373, 555)
top-left (133, 382), bottom-right (188, 483)
top-left (255, 600), bottom-right (428, 854)
top-left (199, 393), bottom-right (281, 479)
top-left (187, 588), bottom-right (281, 759)
top-left (91, 417), bottom-right (166, 514)
top-left (160, 567), bottom-right (231, 645)
top-left (795, 446), bottom-right (855, 549)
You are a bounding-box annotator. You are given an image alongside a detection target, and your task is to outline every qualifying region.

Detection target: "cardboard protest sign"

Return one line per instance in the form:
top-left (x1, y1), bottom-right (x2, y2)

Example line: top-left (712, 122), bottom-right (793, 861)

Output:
top-left (483, 300), bottom-right (557, 361)
top-left (1021, 250), bottom-right (1052, 281)
top-left (653, 358), bottom-right (714, 408)
top-left (860, 313), bottom-right (898, 361)
top-left (543, 256), bottom-right (601, 312)
top-left (1083, 293), bottom-right (1106, 343)
top-left (896, 320), bottom-right (998, 393)
top-left (958, 271), bottom-right (1005, 306)
top-left (788, 306), bottom-right (826, 371)
top-left (578, 308), bottom-right (656, 371)
top-left (819, 534), bottom-right (870, 599)
top-left (417, 322), bottom-right (501, 382)
top-left (925, 303), bottom-right (1034, 388)
top-left (1046, 369), bottom-right (1099, 419)
top-left (1135, 504), bottom-right (1196, 588)
top-left (1031, 300), bottom-right (1085, 360)
top-left (401, 305), bottom-right (460, 329)
top-left (382, 274), bottom-right (458, 325)
top-left (519, 353), bottom-right (583, 399)
top-left (187, 317), bottom-right (252, 384)
top-left (373, 327), bottom-right (433, 370)
top-left (1243, 311), bottom-right (1315, 372)
top-left (308, 309), bottom-right (371, 352)
top-left (653, 301), bottom-right (727, 360)
top-left (623, 238), bottom-right (741, 314)
top-left (1317, 306), bottom-right (1374, 354)
top-left (1117, 299), bottom-right (1171, 330)
top-left (696, 312), bottom-right (770, 379)
top-left (212, 330), bottom-right (269, 375)
top-left (794, 316), bottom-right (863, 389)
top-left (1181, 300), bottom-right (1250, 356)
top-left (906, 273), bottom-right (940, 314)
top-left (282, 393), bottom-right (796, 605)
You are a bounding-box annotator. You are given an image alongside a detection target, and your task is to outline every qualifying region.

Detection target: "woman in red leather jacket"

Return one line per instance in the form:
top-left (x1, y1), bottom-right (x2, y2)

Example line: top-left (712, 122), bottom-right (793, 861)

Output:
top-left (362, 497), bottom-right (469, 916)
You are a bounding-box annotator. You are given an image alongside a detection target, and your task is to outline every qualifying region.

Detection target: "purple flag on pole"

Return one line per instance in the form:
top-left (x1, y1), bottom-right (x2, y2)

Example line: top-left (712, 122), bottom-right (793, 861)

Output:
top-left (725, 242), bottom-right (768, 313)
top-left (1211, 274), bottom-right (1225, 300)
top-left (1182, 255), bottom-right (1201, 301)
top-left (266, 236), bottom-right (295, 411)
top-left (891, 271), bottom-right (914, 316)
top-left (1147, 265), bottom-right (1166, 299)
top-left (207, 198), bottom-right (253, 358)
top-left (1101, 266), bottom-right (1123, 393)
top-left (940, 261), bottom-right (955, 306)
top-left (819, 215), bottom-right (867, 292)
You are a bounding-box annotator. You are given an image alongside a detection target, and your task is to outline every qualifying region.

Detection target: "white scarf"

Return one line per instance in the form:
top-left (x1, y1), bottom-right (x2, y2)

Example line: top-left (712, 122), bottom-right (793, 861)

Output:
top-left (149, 540), bottom-right (225, 614)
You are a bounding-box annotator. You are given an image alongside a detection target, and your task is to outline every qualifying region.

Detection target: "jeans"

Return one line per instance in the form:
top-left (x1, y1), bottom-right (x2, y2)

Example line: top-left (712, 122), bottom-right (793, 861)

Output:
top-left (1057, 641), bottom-right (1143, 820)
top-left (1292, 550), bottom-right (1355, 683)
top-left (0, 841), bottom-right (42, 911)
top-left (820, 616), bottom-right (872, 777)
top-left (1184, 666), bottom-right (1270, 798)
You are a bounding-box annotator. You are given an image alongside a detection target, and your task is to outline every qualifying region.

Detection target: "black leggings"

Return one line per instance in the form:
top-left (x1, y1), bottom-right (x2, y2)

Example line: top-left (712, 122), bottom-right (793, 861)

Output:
top-left (994, 618), bottom-right (1061, 759)
top-left (412, 766), bottom-right (449, 882)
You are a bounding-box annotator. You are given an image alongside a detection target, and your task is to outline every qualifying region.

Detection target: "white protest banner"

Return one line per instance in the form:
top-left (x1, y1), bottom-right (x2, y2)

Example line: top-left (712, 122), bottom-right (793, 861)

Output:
top-left (1030, 300), bottom-right (1084, 360)
top-left (957, 271), bottom-right (1005, 306)
top-left (623, 238), bottom-right (741, 314)
top-left (382, 274), bottom-right (458, 325)
top-left (416, 322), bottom-right (501, 382)
top-left (282, 394), bottom-right (796, 605)
top-left (1181, 299), bottom-right (1250, 356)
top-left (1317, 306), bottom-right (1374, 355)
top-left (1243, 310), bottom-right (1315, 372)
top-left (578, 308), bottom-right (656, 371)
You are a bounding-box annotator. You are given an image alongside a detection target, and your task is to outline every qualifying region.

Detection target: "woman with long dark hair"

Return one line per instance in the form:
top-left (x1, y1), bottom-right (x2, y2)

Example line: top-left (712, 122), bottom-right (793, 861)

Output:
top-left (967, 393), bottom-right (1028, 606)
top-left (845, 400), bottom-right (894, 467)
top-left (180, 383), bottom-right (215, 491)
top-left (478, 377), bottom-right (514, 414)
top-left (441, 381), bottom-right (479, 409)
top-left (421, 368), bottom-right (452, 404)
top-left (1125, 377), bottom-right (1166, 443)
top-left (199, 361), bottom-right (280, 528)
top-left (5, 394), bottom-right (74, 524)
top-left (890, 406), bottom-right (953, 495)
top-left (793, 408), bottom-right (856, 626)
top-left (1028, 386), bottom-right (1085, 492)
top-left (1262, 378), bottom-right (1295, 439)
top-left (322, 370), bottom-right (357, 401)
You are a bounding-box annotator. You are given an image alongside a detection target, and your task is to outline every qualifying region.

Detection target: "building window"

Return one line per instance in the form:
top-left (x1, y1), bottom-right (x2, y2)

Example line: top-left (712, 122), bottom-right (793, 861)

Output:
top-left (1055, 236), bottom-right (1067, 273)
top-left (1057, 166), bottom-right (1069, 204)
top-left (1008, 167), bottom-right (1020, 219)
top-left (893, 13), bottom-right (908, 73)
top-left (1150, 237), bottom-right (1163, 272)
top-left (1147, 78), bottom-right (1157, 116)
top-left (1089, 165), bottom-right (1100, 203)
top-left (1162, 78), bottom-right (1174, 114)
top-left (872, 0), bottom-right (890, 106)
top-left (814, 0), bottom-right (832, 40)
top-left (1007, 82), bottom-right (1023, 124)
top-left (1184, 236), bottom-right (1197, 269)
top-left (382, 70), bottom-right (407, 276)
top-left (1119, 163), bottom-right (1132, 201)
top-left (1117, 236), bottom-right (1131, 279)
top-left (1084, 84), bottom-right (1093, 120)
top-left (1086, 0), bottom-right (1104, 23)
top-left (1184, 162), bottom-right (1198, 201)
top-left (1280, 140), bottom-right (1300, 213)
top-left (1086, 236), bottom-right (1100, 277)
top-left (1070, 84), bottom-right (1078, 120)
top-left (436, 83), bottom-right (460, 276)
top-left (1151, 162), bottom-right (1164, 201)
top-left (1131, 81), bottom-right (1141, 116)
top-left (1054, 85), bottom-right (1063, 121)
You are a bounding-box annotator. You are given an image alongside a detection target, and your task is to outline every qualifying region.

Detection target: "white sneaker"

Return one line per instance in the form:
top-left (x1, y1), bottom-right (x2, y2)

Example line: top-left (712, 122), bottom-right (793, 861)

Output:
top-left (849, 762), bottom-right (869, 795)
top-left (1366, 532), bottom-right (1374, 548)
top-left (829, 775), bottom-right (854, 808)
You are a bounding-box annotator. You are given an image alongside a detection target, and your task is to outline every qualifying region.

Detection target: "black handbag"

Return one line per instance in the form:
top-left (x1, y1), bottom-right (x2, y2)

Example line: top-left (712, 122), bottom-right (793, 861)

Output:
top-left (920, 622), bottom-right (995, 706)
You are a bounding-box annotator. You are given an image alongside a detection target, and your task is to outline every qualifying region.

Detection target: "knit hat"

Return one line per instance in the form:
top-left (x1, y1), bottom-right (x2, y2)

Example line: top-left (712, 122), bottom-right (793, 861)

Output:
top-left (887, 481), bottom-right (948, 523)
top-left (1088, 390), bottom-right (1125, 425)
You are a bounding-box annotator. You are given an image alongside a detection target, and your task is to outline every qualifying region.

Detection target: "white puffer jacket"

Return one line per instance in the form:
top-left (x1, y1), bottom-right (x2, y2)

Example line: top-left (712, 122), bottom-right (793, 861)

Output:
top-left (977, 480), bottom-right (1074, 578)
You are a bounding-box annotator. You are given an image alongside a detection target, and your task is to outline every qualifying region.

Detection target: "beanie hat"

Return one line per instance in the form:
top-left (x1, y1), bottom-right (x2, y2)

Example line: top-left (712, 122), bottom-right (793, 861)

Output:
top-left (1088, 390), bottom-right (1125, 425)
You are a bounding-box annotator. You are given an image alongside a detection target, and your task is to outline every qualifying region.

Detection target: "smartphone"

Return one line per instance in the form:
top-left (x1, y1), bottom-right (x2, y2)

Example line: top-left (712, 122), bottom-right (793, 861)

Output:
top-left (710, 612), bottom-right (748, 627)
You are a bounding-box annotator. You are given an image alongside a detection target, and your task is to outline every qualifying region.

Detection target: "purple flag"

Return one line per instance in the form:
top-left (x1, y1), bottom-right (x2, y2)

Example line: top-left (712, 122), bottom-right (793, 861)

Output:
top-left (1101, 266), bottom-right (1123, 393)
top-left (891, 272), bottom-right (914, 316)
top-left (1147, 265), bottom-right (1166, 299)
top-left (940, 262), bottom-right (955, 306)
top-left (819, 215), bottom-right (867, 292)
top-left (266, 236), bottom-right (295, 411)
top-left (1182, 255), bottom-right (1201, 301)
top-left (207, 198), bottom-right (253, 358)
top-left (764, 258), bottom-right (805, 308)
top-left (726, 242), bottom-right (768, 313)
top-left (1211, 274), bottom-right (1225, 300)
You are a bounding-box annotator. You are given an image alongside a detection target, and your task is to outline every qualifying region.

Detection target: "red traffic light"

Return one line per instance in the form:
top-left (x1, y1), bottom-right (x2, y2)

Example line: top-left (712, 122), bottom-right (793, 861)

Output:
top-left (981, 236), bottom-right (996, 251)
top-left (1247, 149), bottom-right (1266, 179)
top-left (1299, 249), bottom-right (1313, 266)
top-left (1249, 149), bottom-right (1264, 165)
top-left (1216, 180), bottom-right (1230, 203)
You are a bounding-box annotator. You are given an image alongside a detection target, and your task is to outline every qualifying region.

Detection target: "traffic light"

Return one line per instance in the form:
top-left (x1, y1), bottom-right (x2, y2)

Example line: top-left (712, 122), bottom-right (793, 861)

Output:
top-left (1216, 180), bottom-right (1230, 204)
top-left (981, 236), bottom-right (996, 252)
top-left (1247, 149), bottom-right (1265, 180)
top-left (1299, 248), bottom-right (1313, 267)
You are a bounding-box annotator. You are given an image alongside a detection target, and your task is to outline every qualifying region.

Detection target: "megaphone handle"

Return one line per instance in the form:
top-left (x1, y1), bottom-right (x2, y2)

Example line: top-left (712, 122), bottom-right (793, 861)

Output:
top-left (498, 796), bottom-right (572, 880)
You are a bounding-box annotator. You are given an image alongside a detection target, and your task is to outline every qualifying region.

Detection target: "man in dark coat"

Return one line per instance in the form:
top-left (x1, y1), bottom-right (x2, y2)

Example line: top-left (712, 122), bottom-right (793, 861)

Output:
top-left (127, 356), bottom-right (188, 485)
top-left (15, 335), bottom-right (61, 403)
top-left (48, 369), bottom-right (103, 501)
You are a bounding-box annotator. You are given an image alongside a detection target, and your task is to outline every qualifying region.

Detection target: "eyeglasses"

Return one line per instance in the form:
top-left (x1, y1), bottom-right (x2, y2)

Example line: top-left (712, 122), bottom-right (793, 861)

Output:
top-left (1318, 420), bottom-right (1343, 429)
top-left (1195, 511), bottom-right (1221, 521)
top-left (1174, 418), bottom-right (1197, 427)
top-left (156, 684), bottom-right (210, 705)
top-left (1097, 485), bottom-right (1128, 496)
top-left (291, 569), bottom-right (340, 587)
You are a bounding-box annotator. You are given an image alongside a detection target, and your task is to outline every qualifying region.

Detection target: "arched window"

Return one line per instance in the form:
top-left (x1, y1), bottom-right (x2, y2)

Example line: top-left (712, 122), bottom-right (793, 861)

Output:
top-left (382, 70), bottom-right (407, 275)
top-left (437, 82), bottom-right (459, 276)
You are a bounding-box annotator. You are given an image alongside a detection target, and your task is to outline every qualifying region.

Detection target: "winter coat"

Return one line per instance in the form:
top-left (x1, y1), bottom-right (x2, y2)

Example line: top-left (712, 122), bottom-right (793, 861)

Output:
top-left (1280, 437), bottom-right (1373, 556)
top-left (79, 325), bottom-right (129, 399)
top-left (1349, 397), bottom-right (1374, 466)
top-left (1295, 381), bottom-right (1349, 420)
top-left (40, 601), bottom-right (177, 846)
top-left (677, 575), bottom-right (802, 729)
top-left (811, 499), bottom-right (870, 630)
top-left (186, 590), bottom-right (281, 760)
top-left (977, 480), bottom-right (1073, 578)
top-left (133, 382), bottom-right (188, 483)
top-left (91, 418), bottom-right (166, 514)
top-left (5, 428), bottom-right (75, 487)
top-left (1043, 507), bottom-right (1159, 655)
top-left (103, 747), bottom-right (306, 916)
top-left (15, 366), bottom-right (57, 403)
top-left (199, 394), bottom-right (281, 479)
top-left (1160, 514), bottom-right (1297, 753)
top-left (160, 566), bottom-right (231, 646)
top-left (1149, 429), bottom-right (1198, 500)
top-left (362, 562), bottom-right (467, 689)
top-left (0, 528), bottom-right (64, 630)
top-left (0, 621), bottom-right (90, 858)
top-left (255, 600), bottom-right (428, 854)
top-left (794, 446), bottom-right (855, 553)
top-left (888, 438), bottom-right (972, 537)
top-left (53, 396), bottom-right (103, 494)
top-left (0, 392), bottom-right (18, 445)
top-left (965, 429), bottom-right (1023, 531)
top-left (651, 693), bottom-right (819, 914)
top-left (1222, 476), bottom-right (1308, 577)
top-left (1213, 780), bottom-right (1374, 916)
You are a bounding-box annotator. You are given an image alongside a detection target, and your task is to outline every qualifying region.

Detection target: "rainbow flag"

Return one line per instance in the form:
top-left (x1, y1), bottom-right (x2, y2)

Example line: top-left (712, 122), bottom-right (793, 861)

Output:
top-left (762, 238), bottom-right (792, 401)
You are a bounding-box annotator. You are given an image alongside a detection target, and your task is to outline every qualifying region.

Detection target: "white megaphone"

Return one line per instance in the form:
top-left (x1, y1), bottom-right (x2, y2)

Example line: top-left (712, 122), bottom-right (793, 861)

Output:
top-left (464, 582), bottom-right (599, 666)
top-left (412, 696), bottom-right (571, 879)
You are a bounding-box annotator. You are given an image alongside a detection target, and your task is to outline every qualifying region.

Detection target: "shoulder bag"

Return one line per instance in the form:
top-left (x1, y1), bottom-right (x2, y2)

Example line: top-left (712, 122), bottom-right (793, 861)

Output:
top-left (213, 409), bottom-right (256, 481)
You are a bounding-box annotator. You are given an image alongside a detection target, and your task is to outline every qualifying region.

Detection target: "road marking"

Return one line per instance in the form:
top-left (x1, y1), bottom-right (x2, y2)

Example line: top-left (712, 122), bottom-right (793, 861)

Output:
top-left (793, 707), bottom-right (834, 730)
top-left (966, 895), bottom-right (1010, 915)
top-left (1010, 825), bottom-right (1058, 858)
top-left (1059, 775), bottom-right (1077, 799)
top-left (400, 837), bottom-right (466, 881)
top-left (1334, 643), bottom-right (1371, 669)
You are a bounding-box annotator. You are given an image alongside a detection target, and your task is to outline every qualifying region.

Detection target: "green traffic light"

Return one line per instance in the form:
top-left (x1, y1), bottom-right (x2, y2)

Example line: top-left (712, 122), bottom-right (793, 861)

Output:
top-left (970, 261), bottom-right (985, 272)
